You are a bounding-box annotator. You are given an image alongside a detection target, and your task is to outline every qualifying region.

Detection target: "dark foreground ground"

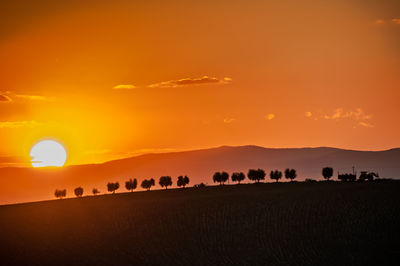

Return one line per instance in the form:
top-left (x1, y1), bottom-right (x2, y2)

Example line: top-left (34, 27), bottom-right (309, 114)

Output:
top-left (0, 181), bottom-right (399, 265)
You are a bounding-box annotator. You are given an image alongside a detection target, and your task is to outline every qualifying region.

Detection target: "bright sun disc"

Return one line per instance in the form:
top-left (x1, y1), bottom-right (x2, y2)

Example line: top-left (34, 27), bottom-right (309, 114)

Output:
top-left (30, 140), bottom-right (67, 167)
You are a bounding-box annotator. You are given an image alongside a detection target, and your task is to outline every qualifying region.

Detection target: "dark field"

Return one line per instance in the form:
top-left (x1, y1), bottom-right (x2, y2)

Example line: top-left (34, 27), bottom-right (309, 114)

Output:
top-left (0, 181), bottom-right (399, 265)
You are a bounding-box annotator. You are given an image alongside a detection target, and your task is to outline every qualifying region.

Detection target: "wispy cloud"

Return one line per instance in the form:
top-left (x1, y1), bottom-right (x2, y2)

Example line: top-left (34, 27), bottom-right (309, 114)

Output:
top-left (223, 117), bottom-right (236, 124)
top-left (374, 18), bottom-right (400, 25)
top-left (1, 91), bottom-right (50, 101)
top-left (305, 111), bottom-right (312, 117)
top-left (358, 121), bottom-right (374, 128)
top-left (265, 114), bottom-right (275, 120)
top-left (83, 148), bottom-right (180, 161)
top-left (323, 108), bottom-right (373, 128)
top-left (0, 120), bottom-right (41, 128)
top-left (14, 94), bottom-right (48, 101)
top-left (0, 94), bottom-right (12, 102)
top-left (113, 84), bottom-right (136, 90)
top-left (392, 18), bottom-right (400, 24)
top-left (323, 108), bottom-right (371, 120)
top-left (148, 76), bottom-right (232, 88)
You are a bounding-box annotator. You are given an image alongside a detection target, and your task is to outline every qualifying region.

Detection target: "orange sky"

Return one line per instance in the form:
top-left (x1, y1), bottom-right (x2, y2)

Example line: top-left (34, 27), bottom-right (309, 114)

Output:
top-left (0, 0), bottom-right (399, 167)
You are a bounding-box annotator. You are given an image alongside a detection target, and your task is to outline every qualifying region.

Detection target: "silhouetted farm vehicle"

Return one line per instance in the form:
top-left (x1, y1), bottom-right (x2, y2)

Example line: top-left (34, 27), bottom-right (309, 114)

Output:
top-left (359, 171), bottom-right (379, 181)
top-left (338, 171), bottom-right (379, 182)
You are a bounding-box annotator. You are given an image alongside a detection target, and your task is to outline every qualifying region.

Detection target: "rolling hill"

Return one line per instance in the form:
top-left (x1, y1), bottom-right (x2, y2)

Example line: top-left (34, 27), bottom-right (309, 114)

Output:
top-left (0, 145), bottom-right (399, 204)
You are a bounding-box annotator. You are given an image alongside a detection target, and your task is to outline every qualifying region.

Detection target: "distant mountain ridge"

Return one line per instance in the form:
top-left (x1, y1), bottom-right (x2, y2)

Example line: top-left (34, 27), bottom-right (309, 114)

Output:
top-left (0, 145), bottom-right (399, 204)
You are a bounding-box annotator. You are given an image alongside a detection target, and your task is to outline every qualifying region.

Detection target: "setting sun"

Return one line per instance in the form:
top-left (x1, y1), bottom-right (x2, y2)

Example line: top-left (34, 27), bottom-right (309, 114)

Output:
top-left (0, 1), bottom-right (399, 265)
top-left (30, 140), bottom-right (67, 168)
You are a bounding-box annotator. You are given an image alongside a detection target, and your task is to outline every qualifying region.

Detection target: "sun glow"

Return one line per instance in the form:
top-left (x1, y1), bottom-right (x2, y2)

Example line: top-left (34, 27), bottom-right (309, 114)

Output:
top-left (30, 140), bottom-right (67, 168)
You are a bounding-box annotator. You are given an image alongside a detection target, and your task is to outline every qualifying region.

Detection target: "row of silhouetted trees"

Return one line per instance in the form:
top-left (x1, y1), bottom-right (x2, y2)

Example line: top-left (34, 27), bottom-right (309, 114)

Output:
top-left (213, 168), bottom-right (298, 185)
top-left (54, 166), bottom-right (379, 199)
top-left (211, 166), bottom-right (377, 185)
top-left (55, 175), bottom-right (191, 199)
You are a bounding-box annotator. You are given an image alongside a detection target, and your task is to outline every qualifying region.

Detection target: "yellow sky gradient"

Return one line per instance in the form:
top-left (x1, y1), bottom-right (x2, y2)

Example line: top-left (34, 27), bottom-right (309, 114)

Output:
top-left (0, 0), bottom-right (399, 166)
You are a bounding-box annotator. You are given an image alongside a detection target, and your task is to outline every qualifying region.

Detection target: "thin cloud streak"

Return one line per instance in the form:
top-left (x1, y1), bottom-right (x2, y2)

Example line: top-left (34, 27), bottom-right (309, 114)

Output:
top-left (14, 94), bottom-right (48, 101)
top-left (223, 117), bottom-right (236, 124)
top-left (358, 121), bottom-right (374, 128)
top-left (374, 18), bottom-right (400, 25)
top-left (1, 91), bottom-right (50, 101)
top-left (113, 84), bottom-right (136, 90)
top-left (148, 76), bottom-right (232, 88)
top-left (392, 18), bottom-right (400, 24)
top-left (0, 120), bottom-right (41, 128)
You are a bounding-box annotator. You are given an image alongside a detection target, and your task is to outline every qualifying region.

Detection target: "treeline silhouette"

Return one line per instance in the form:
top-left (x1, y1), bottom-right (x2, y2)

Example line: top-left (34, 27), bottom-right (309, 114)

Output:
top-left (54, 167), bottom-right (383, 199)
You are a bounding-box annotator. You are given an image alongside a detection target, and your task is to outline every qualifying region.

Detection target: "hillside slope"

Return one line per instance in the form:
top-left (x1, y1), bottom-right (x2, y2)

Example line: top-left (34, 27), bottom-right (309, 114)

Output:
top-left (0, 181), bottom-right (399, 265)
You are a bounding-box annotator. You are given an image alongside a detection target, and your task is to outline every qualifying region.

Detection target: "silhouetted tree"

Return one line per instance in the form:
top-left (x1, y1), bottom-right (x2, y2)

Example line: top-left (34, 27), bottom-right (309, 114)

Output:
top-left (54, 189), bottom-right (66, 199)
top-left (231, 172), bottom-right (245, 184)
top-left (322, 167), bottom-right (334, 181)
top-left (141, 179), bottom-right (155, 191)
top-left (221, 172), bottom-right (229, 184)
top-left (74, 187), bottom-right (83, 197)
top-left (92, 188), bottom-right (100, 195)
top-left (125, 178), bottom-right (138, 192)
top-left (141, 180), bottom-right (149, 190)
top-left (284, 168), bottom-right (297, 182)
top-left (213, 172), bottom-right (220, 184)
top-left (177, 175), bottom-right (190, 188)
top-left (213, 171), bottom-right (229, 185)
top-left (159, 176), bottom-right (173, 189)
top-left (248, 169), bottom-right (266, 183)
top-left (270, 170), bottom-right (282, 182)
top-left (107, 182), bottom-right (120, 194)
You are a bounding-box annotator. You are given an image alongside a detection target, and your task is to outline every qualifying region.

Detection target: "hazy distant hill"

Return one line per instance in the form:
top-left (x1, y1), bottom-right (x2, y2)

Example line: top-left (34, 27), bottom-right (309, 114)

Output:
top-left (0, 145), bottom-right (399, 204)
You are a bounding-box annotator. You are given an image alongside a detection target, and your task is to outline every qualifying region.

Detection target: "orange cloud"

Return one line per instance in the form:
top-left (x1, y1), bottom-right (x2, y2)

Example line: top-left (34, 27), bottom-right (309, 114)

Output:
top-left (305, 111), bottom-right (312, 117)
top-left (265, 114), bottom-right (275, 120)
top-left (113, 84), bottom-right (136, 90)
top-left (323, 108), bottom-right (373, 128)
top-left (375, 19), bottom-right (385, 24)
top-left (148, 76), bottom-right (232, 88)
top-left (223, 117), bottom-right (236, 124)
